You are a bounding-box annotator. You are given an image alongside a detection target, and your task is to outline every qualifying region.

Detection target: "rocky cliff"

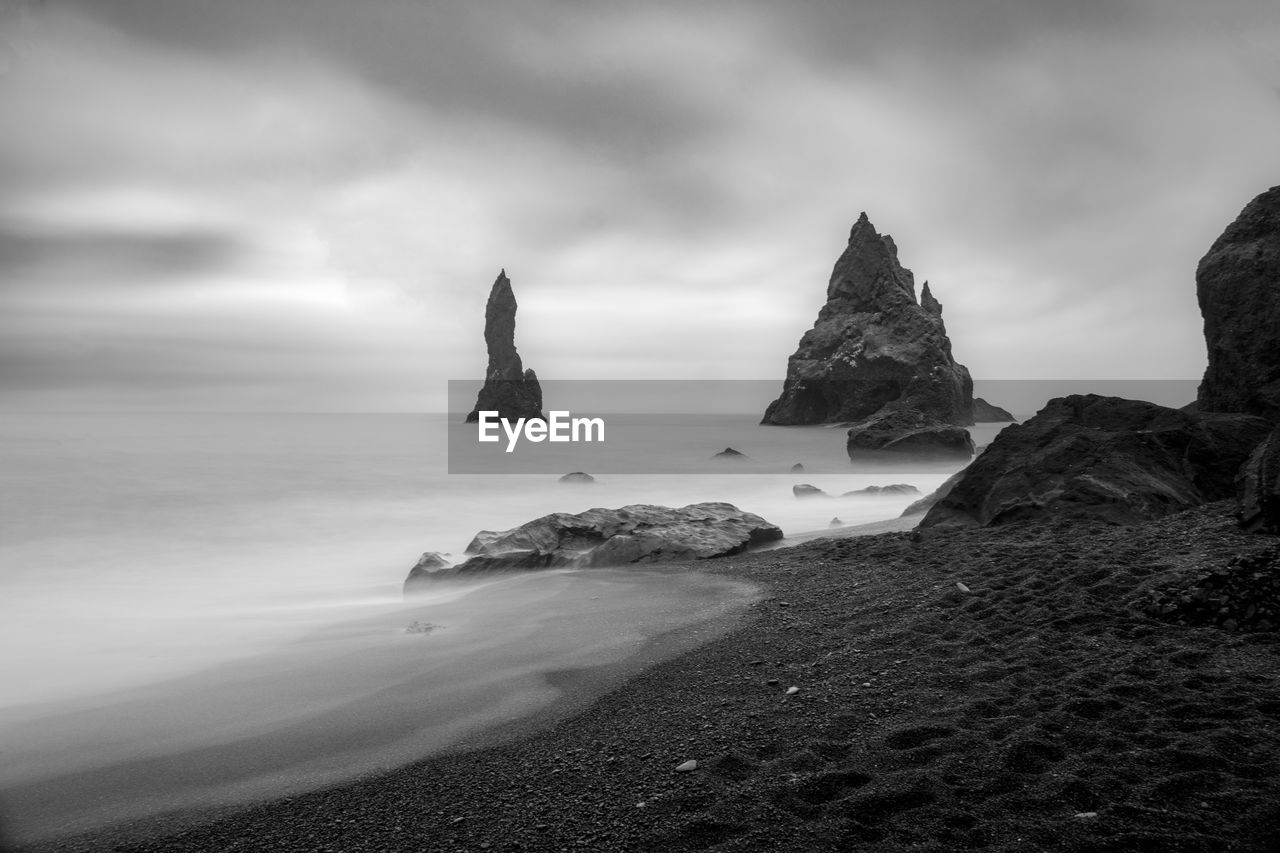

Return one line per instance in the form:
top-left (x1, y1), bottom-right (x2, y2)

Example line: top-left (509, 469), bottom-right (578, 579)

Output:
top-left (761, 213), bottom-right (974, 427)
top-left (918, 395), bottom-right (1271, 531)
top-left (1196, 186), bottom-right (1280, 424)
top-left (465, 270), bottom-right (545, 423)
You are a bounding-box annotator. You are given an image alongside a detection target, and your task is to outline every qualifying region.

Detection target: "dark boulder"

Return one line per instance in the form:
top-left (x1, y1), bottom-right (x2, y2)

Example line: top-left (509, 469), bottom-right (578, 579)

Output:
top-left (793, 484), bottom-right (830, 499)
top-left (762, 214), bottom-right (973, 427)
top-left (559, 471), bottom-right (595, 484)
top-left (972, 397), bottom-right (1015, 422)
top-left (714, 447), bottom-right (748, 460)
top-left (1238, 428), bottom-right (1280, 534)
top-left (465, 270), bottom-right (544, 423)
top-left (1196, 186), bottom-right (1280, 424)
top-left (408, 503), bottom-right (783, 583)
top-left (829, 517), bottom-right (844, 528)
top-left (918, 395), bottom-right (1272, 530)
top-left (790, 463), bottom-right (805, 473)
top-left (846, 406), bottom-right (975, 461)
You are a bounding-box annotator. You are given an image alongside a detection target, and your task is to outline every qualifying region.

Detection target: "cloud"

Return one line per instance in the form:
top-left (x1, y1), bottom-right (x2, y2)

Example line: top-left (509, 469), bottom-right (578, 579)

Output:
top-left (3, 0), bottom-right (1280, 410)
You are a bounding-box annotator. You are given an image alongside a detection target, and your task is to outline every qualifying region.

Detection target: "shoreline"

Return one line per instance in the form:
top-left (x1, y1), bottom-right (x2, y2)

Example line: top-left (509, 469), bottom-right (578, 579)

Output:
top-left (18, 502), bottom-right (1280, 852)
top-left (4, 568), bottom-right (760, 851)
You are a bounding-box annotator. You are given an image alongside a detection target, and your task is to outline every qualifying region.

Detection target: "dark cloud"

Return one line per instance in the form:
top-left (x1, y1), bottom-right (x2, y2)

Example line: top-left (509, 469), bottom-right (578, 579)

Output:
top-left (0, 220), bottom-right (241, 284)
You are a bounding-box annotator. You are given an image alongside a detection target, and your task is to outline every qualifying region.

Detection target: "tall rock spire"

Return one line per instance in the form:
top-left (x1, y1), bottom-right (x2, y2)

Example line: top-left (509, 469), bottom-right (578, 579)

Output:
top-left (761, 214), bottom-right (973, 429)
top-left (465, 270), bottom-right (545, 423)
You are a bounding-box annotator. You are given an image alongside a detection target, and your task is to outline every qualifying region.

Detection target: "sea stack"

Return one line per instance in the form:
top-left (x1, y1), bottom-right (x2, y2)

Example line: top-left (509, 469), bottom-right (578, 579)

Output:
top-left (465, 270), bottom-right (545, 423)
top-left (762, 213), bottom-right (975, 460)
top-left (1196, 185), bottom-right (1280, 424)
top-left (762, 214), bottom-right (974, 428)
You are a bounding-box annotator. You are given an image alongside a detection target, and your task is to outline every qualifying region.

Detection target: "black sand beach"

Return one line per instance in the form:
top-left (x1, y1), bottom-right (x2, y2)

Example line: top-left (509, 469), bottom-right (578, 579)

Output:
top-left (30, 501), bottom-right (1280, 853)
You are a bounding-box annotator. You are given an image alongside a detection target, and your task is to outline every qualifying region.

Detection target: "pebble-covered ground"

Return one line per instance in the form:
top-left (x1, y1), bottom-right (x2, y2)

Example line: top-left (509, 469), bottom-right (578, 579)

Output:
top-left (29, 502), bottom-right (1280, 852)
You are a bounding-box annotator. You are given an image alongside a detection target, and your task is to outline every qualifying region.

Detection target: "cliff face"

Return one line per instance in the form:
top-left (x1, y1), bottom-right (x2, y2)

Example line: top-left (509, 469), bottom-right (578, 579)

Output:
top-left (465, 270), bottom-right (544, 423)
top-left (761, 213), bottom-right (973, 426)
top-left (1196, 186), bottom-right (1280, 424)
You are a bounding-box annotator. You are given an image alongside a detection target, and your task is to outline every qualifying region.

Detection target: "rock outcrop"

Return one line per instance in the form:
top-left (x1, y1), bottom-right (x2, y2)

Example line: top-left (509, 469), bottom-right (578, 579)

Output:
top-left (714, 447), bottom-right (748, 460)
top-left (793, 484), bottom-right (829, 499)
top-left (405, 503), bottom-right (783, 585)
top-left (559, 472), bottom-right (595, 484)
top-left (1238, 428), bottom-right (1280, 534)
top-left (761, 213), bottom-right (974, 431)
top-left (465, 270), bottom-right (544, 423)
top-left (918, 395), bottom-right (1272, 531)
top-left (846, 406), bottom-right (975, 461)
top-left (972, 397), bottom-right (1015, 422)
top-left (402, 552), bottom-right (452, 595)
top-left (1196, 186), bottom-right (1280, 424)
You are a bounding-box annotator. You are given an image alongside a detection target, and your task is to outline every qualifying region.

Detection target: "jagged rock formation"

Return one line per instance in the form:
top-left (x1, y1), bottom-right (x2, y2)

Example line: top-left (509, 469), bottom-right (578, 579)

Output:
top-left (404, 503), bottom-right (782, 586)
top-left (465, 270), bottom-right (544, 423)
top-left (1238, 428), bottom-right (1280, 534)
top-left (1197, 186), bottom-right (1280, 424)
top-left (972, 397), bottom-right (1015, 422)
top-left (403, 552), bottom-right (452, 595)
top-left (761, 213), bottom-right (974, 429)
top-left (846, 405), bottom-right (975, 461)
top-left (917, 395), bottom-right (1272, 531)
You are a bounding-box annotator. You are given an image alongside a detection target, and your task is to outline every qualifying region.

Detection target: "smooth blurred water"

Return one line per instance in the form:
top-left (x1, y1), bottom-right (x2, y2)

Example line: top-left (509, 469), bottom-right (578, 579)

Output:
top-left (0, 412), bottom-right (999, 709)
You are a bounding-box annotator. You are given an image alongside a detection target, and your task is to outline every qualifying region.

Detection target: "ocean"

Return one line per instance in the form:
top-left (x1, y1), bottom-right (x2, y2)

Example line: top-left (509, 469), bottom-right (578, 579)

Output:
top-left (0, 411), bottom-right (995, 843)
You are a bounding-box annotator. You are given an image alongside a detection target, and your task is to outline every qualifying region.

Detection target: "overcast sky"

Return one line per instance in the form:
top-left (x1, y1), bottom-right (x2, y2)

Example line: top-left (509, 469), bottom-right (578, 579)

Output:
top-left (2, 0), bottom-right (1278, 411)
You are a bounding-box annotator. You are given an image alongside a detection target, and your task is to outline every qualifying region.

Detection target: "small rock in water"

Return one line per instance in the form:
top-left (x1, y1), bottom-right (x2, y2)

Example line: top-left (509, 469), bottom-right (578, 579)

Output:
top-left (558, 471), bottom-right (595, 484)
top-left (785, 686), bottom-right (799, 695)
top-left (956, 582), bottom-right (971, 593)
top-left (791, 462), bottom-right (805, 472)
top-left (713, 447), bottom-right (748, 459)
top-left (405, 620), bottom-right (437, 635)
top-left (829, 517), bottom-right (844, 528)
top-left (675, 760), bottom-right (698, 772)
top-left (1074, 812), bottom-right (1098, 819)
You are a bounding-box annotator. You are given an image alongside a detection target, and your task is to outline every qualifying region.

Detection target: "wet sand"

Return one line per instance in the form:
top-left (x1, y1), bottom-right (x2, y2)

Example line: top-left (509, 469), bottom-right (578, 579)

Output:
top-left (1, 568), bottom-right (759, 849)
top-left (17, 502), bottom-right (1280, 852)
